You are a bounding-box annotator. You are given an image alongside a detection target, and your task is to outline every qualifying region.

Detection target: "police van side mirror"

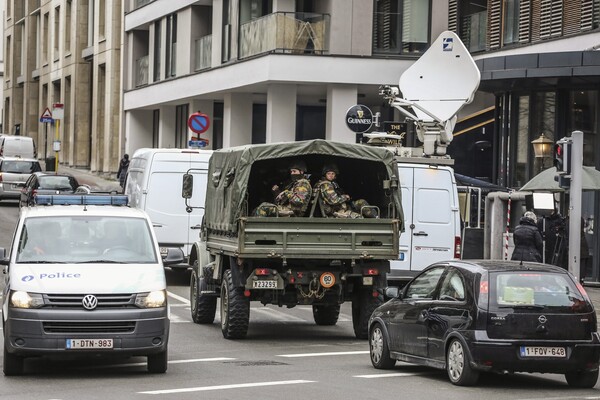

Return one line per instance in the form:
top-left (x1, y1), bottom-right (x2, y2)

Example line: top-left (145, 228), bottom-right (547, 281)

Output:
top-left (182, 174), bottom-right (193, 199)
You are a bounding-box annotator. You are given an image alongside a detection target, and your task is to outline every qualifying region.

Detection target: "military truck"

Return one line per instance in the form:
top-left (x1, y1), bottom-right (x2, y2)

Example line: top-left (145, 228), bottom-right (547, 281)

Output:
top-left (182, 139), bottom-right (403, 339)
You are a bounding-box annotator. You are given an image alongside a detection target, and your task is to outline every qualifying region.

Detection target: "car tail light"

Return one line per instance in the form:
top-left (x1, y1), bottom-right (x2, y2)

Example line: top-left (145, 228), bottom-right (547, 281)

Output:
top-left (478, 276), bottom-right (489, 310)
top-left (576, 280), bottom-right (591, 302)
top-left (244, 290), bottom-right (251, 297)
top-left (364, 268), bottom-right (379, 276)
top-left (454, 236), bottom-right (461, 258)
top-left (255, 268), bottom-right (270, 276)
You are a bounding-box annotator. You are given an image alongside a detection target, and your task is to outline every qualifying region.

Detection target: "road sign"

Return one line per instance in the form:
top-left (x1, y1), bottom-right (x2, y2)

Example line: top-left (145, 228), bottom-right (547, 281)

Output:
top-left (53, 103), bottom-right (64, 120)
top-left (189, 139), bottom-right (209, 148)
top-left (40, 107), bottom-right (53, 123)
top-left (188, 112), bottom-right (210, 135)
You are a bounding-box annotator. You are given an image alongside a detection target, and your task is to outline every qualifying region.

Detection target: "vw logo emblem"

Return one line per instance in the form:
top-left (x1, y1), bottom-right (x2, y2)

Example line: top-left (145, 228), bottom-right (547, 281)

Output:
top-left (82, 294), bottom-right (98, 310)
top-left (538, 315), bottom-right (547, 324)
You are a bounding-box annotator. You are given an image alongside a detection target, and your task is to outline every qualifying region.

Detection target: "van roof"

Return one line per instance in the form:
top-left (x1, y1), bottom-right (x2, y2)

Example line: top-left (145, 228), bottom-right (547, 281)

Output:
top-left (131, 148), bottom-right (213, 159)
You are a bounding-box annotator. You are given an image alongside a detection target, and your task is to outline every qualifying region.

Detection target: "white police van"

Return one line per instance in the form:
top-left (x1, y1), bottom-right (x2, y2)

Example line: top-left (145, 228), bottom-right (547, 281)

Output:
top-left (0, 194), bottom-right (171, 375)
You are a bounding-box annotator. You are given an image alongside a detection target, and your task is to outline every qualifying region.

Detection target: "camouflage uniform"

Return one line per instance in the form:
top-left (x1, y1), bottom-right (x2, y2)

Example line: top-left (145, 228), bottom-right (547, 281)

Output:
top-left (315, 179), bottom-right (378, 219)
top-left (254, 177), bottom-right (312, 217)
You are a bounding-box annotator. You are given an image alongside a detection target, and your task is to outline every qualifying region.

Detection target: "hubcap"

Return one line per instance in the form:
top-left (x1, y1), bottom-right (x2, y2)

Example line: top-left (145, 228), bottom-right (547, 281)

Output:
top-left (370, 327), bottom-right (384, 364)
top-left (447, 340), bottom-right (464, 381)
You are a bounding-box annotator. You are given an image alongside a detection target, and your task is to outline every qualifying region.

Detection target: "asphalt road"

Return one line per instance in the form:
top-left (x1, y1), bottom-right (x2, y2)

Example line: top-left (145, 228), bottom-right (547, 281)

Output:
top-left (1, 199), bottom-right (600, 399)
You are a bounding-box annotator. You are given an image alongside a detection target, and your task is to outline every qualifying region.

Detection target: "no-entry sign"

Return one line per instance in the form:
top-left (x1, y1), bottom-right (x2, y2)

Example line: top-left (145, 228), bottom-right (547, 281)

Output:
top-left (188, 112), bottom-right (210, 135)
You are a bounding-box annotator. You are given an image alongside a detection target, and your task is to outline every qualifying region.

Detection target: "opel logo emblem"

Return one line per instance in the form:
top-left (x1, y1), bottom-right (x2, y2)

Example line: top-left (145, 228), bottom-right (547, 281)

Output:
top-left (538, 315), bottom-right (547, 324)
top-left (82, 294), bottom-right (98, 310)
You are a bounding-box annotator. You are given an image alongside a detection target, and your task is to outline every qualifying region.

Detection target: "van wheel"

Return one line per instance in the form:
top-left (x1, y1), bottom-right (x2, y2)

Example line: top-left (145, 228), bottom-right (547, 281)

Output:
top-left (446, 338), bottom-right (479, 386)
top-left (352, 289), bottom-right (382, 339)
top-left (369, 323), bottom-right (396, 369)
top-left (312, 305), bottom-right (340, 326)
top-left (565, 369), bottom-right (599, 388)
top-left (220, 269), bottom-right (250, 339)
top-left (147, 350), bottom-right (168, 373)
top-left (3, 345), bottom-right (23, 376)
top-left (190, 264), bottom-right (217, 324)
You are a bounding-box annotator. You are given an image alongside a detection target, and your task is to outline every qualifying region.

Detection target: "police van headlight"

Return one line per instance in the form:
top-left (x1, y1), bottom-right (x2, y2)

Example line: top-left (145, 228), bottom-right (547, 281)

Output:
top-left (10, 291), bottom-right (44, 308)
top-left (135, 290), bottom-right (167, 308)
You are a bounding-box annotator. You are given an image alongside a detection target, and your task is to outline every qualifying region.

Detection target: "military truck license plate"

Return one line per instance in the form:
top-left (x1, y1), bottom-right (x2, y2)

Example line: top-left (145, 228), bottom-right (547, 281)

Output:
top-left (66, 339), bottom-right (113, 349)
top-left (253, 280), bottom-right (277, 289)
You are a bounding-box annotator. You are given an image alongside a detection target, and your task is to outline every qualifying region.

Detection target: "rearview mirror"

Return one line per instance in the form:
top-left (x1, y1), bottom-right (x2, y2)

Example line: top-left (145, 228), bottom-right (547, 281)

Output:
top-left (384, 286), bottom-right (400, 300)
top-left (182, 174), bottom-right (193, 199)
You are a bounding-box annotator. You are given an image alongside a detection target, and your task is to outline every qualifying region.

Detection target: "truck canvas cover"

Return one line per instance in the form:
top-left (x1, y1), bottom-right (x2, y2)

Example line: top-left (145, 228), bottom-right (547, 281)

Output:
top-left (204, 139), bottom-right (404, 234)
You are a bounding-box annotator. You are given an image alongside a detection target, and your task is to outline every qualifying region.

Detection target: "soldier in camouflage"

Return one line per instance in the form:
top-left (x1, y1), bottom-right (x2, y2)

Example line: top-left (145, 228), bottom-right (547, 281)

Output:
top-left (253, 160), bottom-right (312, 217)
top-left (315, 164), bottom-right (377, 218)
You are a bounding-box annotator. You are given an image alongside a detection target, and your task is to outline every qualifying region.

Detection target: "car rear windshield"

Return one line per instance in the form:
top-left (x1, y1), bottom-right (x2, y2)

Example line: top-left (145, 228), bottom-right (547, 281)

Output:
top-left (1, 160), bottom-right (41, 173)
top-left (39, 176), bottom-right (78, 190)
top-left (489, 272), bottom-right (592, 313)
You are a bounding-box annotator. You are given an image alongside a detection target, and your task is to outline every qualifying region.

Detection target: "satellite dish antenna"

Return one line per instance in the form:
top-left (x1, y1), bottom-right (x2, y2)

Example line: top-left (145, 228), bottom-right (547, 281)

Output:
top-left (377, 31), bottom-right (481, 156)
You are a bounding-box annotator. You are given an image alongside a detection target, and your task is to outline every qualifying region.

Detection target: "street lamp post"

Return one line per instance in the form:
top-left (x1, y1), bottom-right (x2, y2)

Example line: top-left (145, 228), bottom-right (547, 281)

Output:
top-left (531, 132), bottom-right (554, 172)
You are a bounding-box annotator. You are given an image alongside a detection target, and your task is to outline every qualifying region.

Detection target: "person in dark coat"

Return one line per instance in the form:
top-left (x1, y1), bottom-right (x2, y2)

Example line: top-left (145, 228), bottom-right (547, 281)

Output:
top-left (117, 154), bottom-right (130, 189)
top-left (512, 211), bottom-right (543, 262)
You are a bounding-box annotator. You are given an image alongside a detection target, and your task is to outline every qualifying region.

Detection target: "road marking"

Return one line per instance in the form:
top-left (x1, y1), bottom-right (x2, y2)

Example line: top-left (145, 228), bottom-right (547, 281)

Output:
top-left (169, 313), bottom-right (189, 323)
top-left (277, 350), bottom-right (369, 358)
top-left (354, 372), bottom-right (421, 378)
top-left (251, 307), bottom-right (306, 322)
top-left (138, 379), bottom-right (315, 395)
top-left (167, 291), bottom-right (190, 305)
top-left (95, 357), bottom-right (235, 369)
top-left (295, 305), bottom-right (351, 322)
top-left (169, 303), bottom-right (188, 308)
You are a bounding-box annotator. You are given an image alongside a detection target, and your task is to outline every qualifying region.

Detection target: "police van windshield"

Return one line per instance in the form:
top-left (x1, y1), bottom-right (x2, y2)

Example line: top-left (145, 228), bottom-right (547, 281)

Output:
top-left (16, 216), bottom-right (158, 264)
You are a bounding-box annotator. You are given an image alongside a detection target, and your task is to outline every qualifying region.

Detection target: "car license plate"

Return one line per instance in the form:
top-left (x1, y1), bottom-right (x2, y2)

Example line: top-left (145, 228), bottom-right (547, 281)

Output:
top-left (252, 280), bottom-right (277, 289)
top-left (520, 346), bottom-right (566, 358)
top-left (66, 339), bottom-right (114, 349)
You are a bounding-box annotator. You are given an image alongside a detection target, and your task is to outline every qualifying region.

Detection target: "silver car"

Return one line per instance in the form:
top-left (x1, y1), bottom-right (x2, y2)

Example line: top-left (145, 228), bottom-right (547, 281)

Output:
top-left (0, 157), bottom-right (42, 201)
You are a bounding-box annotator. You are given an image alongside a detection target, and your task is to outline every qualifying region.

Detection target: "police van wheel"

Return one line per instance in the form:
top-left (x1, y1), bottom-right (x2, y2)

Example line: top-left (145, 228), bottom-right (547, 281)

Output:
top-left (190, 264), bottom-right (217, 324)
top-left (352, 289), bottom-right (382, 340)
top-left (220, 269), bottom-right (250, 339)
top-left (3, 345), bottom-right (24, 376)
top-left (147, 349), bottom-right (168, 374)
top-left (312, 305), bottom-right (340, 326)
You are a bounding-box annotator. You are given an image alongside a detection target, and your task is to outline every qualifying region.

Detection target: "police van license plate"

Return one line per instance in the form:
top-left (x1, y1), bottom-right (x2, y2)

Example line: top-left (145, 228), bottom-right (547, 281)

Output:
top-left (520, 346), bottom-right (565, 358)
top-left (66, 339), bottom-right (113, 349)
top-left (252, 280), bottom-right (277, 289)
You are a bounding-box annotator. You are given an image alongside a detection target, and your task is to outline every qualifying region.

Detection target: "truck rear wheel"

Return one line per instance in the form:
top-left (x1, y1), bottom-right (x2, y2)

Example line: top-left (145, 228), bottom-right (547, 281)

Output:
top-left (352, 290), bottom-right (383, 339)
top-left (312, 305), bottom-right (340, 326)
top-left (220, 269), bottom-right (250, 339)
top-left (190, 264), bottom-right (217, 324)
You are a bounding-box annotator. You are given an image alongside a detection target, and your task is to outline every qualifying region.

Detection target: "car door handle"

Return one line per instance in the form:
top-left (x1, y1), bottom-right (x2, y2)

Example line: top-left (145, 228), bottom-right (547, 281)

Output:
top-left (191, 225), bottom-right (202, 230)
top-left (413, 231), bottom-right (428, 236)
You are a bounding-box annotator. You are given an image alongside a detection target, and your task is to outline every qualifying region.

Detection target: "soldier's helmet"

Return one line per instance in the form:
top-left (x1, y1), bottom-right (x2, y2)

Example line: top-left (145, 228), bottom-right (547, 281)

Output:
top-left (289, 160), bottom-right (307, 173)
top-left (322, 163), bottom-right (339, 176)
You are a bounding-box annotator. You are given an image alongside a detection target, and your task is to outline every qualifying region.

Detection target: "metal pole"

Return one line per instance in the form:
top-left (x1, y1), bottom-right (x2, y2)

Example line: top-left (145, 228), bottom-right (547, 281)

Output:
top-left (54, 119), bottom-right (60, 174)
top-left (568, 130), bottom-right (583, 280)
top-left (44, 123), bottom-right (48, 161)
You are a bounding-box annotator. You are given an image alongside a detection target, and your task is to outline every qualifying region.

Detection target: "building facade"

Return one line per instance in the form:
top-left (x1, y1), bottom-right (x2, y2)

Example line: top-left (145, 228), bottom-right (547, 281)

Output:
top-left (3, 0), bottom-right (122, 173)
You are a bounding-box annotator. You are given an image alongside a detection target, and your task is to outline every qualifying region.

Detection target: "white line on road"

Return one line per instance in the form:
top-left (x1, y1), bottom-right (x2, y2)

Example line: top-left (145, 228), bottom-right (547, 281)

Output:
top-left (251, 307), bottom-right (306, 322)
top-left (95, 357), bottom-right (236, 369)
top-left (277, 350), bottom-right (369, 358)
top-left (354, 372), bottom-right (421, 378)
top-left (295, 305), bottom-right (351, 322)
top-left (167, 291), bottom-right (190, 305)
top-left (138, 379), bottom-right (315, 395)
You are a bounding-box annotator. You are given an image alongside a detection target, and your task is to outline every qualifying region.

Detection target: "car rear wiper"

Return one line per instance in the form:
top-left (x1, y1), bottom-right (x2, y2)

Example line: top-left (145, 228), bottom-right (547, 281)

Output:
top-left (498, 304), bottom-right (545, 310)
top-left (76, 260), bottom-right (127, 264)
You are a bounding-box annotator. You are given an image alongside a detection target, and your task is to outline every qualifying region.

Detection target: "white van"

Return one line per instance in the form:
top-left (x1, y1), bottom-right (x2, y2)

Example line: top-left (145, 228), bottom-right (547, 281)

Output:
top-left (0, 194), bottom-right (169, 375)
top-left (0, 135), bottom-right (36, 158)
top-left (125, 148), bottom-right (212, 270)
top-left (388, 158), bottom-right (462, 285)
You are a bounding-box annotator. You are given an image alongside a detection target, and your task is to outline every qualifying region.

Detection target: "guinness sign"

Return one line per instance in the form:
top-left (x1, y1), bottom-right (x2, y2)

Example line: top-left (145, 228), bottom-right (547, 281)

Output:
top-left (345, 105), bottom-right (373, 133)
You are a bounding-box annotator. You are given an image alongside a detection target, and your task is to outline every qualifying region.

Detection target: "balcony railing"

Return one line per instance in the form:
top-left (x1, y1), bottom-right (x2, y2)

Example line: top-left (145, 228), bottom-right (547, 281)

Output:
top-left (460, 11), bottom-right (487, 52)
top-left (135, 55), bottom-right (148, 87)
top-left (239, 12), bottom-right (330, 59)
top-left (195, 35), bottom-right (212, 71)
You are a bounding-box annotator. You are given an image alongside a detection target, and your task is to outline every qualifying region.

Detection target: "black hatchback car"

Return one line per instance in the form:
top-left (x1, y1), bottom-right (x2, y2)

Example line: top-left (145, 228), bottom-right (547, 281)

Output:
top-left (19, 172), bottom-right (86, 207)
top-left (368, 260), bottom-right (600, 387)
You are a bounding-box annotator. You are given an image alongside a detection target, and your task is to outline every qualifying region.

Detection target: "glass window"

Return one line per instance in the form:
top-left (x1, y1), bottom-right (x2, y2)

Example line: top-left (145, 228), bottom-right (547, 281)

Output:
top-left (404, 266), bottom-right (444, 299)
top-left (569, 90), bottom-right (598, 167)
top-left (502, 0), bottom-right (520, 45)
top-left (439, 269), bottom-right (466, 301)
top-left (373, 0), bottom-right (430, 55)
top-left (0, 161), bottom-right (41, 173)
top-left (490, 272), bottom-right (592, 313)
top-left (514, 95), bottom-right (529, 188)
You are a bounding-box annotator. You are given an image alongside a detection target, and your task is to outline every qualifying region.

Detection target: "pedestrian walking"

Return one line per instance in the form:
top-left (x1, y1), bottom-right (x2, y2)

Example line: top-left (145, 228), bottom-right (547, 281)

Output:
top-left (117, 154), bottom-right (130, 190)
top-left (512, 211), bottom-right (543, 262)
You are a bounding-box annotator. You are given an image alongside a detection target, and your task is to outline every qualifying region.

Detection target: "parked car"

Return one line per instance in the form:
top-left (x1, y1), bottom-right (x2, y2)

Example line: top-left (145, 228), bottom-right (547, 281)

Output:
top-left (19, 171), bottom-right (89, 207)
top-left (0, 157), bottom-right (42, 202)
top-left (368, 260), bottom-right (600, 387)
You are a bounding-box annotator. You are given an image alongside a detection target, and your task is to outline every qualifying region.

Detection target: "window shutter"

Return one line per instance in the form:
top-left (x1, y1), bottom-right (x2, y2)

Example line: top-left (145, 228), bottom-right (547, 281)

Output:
top-left (540, 0), bottom-right (563, 39)
top-left (448, 0), bottom-right (458, 33)
top-left (488, 0), bottom-right (502, 49)
top-left (563, 0), bottom-right (580, 35)
top-left (519, 0), bottom-right (532, 43)
top-left (581, 0), bottom-right (594, 30)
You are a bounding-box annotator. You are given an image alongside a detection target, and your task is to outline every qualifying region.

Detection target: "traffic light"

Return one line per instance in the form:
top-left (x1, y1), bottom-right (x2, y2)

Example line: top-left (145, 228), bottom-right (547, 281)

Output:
top-left (554, 139), bottom-right (572, 174)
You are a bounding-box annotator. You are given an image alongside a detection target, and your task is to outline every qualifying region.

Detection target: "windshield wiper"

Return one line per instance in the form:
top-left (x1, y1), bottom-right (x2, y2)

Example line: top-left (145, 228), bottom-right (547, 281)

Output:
top-left (498, 304), bottom-right (545, 310)
top-left (76, 260), bottom-right (127, 264)
top-left (19, 260), bottom-right (67, 264)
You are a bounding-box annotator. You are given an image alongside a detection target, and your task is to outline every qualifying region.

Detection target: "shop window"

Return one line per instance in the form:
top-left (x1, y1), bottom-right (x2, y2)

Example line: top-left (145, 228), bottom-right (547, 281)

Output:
top-left (373, 0), bottom-right (430, 55)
